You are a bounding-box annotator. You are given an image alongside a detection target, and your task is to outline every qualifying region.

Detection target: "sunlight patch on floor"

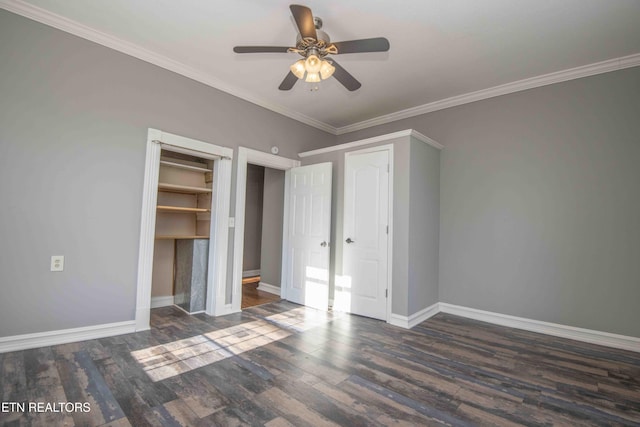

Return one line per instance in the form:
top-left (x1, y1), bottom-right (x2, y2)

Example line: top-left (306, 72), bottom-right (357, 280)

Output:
top-left (266, 306), bottom-right (342, 332)
top-left (132, 307), bottom-right (342, 381)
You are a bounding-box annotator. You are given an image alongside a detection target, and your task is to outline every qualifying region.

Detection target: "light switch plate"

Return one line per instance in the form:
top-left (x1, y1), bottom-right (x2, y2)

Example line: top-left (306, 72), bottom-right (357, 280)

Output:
top-left (229, 217), bottom-right (235, 228)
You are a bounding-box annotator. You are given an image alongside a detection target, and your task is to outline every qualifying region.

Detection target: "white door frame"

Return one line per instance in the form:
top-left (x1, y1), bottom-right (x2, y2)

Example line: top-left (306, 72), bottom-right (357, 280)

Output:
top-left (232, 147), bottom-right (300, 313)
top-left (343, 144), bottom-right (394, 323)
top-left (135, 128), bottom-right (233, 331)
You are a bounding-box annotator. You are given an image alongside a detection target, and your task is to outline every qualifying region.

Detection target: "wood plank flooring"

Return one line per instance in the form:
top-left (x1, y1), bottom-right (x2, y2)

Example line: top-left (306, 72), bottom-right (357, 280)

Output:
top-left (1, 301), bottom-right (639, 426)
top-left (241, 280), bottom-right (280, 309)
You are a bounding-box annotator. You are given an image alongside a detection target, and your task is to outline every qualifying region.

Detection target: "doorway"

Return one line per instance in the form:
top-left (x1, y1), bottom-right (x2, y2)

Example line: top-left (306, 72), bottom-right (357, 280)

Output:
top-left (240, 164), bottom-right (284, 309)
top-left (233, 148), bottom-right (333, 313)
top-left (232, 147), bottom-right (300, 313)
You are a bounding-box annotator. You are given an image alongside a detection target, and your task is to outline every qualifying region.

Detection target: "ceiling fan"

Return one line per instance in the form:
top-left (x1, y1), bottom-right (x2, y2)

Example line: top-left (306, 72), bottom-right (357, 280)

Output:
top-left (233, 4), bottom-right (390, 91)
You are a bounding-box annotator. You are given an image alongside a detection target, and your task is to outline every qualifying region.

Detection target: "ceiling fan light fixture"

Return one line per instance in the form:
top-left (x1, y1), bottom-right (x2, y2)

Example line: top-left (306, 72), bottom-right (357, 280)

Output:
top-left (305, 72), bottom-right (321, 83)
top-left (290, 59), bottom-right (306, 79)
top-left (304, 54), bottom-right (322, 74)
top-left (319, 60), bottom-right (335, 79)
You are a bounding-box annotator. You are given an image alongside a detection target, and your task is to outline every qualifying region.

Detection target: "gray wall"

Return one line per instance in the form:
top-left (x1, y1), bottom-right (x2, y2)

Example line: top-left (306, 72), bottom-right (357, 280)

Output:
top-left (390, 140), bottom-right (411, 316)
top-left (408, 138), bottom-right (440, 314)
top-left (260, 168), bottom-right (285, 287)
top-left (0, 10), bottom-right (333, 337)
top-left (2, 9), bottom-right (638, 339)
top-left (338, 67), bottom-right (640, 337)
top-left (242, 164), bottom-right (264, 272)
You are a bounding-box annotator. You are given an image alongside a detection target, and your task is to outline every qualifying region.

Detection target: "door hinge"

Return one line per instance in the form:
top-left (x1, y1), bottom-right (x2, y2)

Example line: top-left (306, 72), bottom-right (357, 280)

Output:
top-left (385, 289), bottom-right (388, 298)
top-left (386, 225), bottom-right (389, 234)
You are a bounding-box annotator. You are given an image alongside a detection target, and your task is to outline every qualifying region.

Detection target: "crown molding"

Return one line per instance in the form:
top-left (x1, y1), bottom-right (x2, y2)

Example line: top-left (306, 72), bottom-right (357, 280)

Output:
top-left (336, 52), bottom-right (640, 135)
top-left (3, 0), bottom-right (639, 137)
top-left (0, 0), bottom-right (337, 135)
top-left (298, 129), bottom-right (442, 158)
top-left (410, 130), bottom-right (444, 150)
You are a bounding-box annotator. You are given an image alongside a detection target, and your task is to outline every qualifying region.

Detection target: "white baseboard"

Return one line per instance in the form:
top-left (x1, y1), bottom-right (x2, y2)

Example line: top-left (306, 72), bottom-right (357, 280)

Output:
top-left (242, 269), bottom-right (261, 278)
top-left (171, 303), bottom-right (206, 316)
top-left (389, 303), bottom-right (440, 329)
top-left (3, 302), bottom-right (635, 355)
top-left (0, 320), bottom-right (137, 354)
top-left (257, 282), bottom-right (281, 296)
top-left (151, 295), bottom-right (174, 309)
top-left (439, 303), bottom-right (640, 353)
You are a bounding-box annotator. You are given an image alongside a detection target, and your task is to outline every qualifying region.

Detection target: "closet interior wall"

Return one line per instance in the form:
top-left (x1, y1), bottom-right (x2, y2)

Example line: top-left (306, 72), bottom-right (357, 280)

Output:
top-left (151, 150), bottom-right (214, 308)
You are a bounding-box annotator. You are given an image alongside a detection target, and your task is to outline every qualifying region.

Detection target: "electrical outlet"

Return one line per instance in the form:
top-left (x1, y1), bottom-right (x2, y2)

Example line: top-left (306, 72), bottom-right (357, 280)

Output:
top-left (51, 255), bottom-right (64, 272)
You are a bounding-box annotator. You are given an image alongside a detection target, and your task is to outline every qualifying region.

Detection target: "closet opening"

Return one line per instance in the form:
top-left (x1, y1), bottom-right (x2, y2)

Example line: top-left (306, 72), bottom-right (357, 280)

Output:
top-left (136, 129), bottom-right (233, 331)
top-left (151, 149), bottom-right (214, 314)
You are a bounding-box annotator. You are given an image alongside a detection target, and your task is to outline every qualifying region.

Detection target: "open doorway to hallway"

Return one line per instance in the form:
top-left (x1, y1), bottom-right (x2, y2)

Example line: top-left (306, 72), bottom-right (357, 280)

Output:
top-left (241, 164), bottom-right (285, 309)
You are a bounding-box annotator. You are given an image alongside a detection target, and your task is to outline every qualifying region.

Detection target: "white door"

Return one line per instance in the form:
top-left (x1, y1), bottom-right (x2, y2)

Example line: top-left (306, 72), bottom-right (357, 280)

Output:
top-left (339, 149), bottom-right (389, 320)
top-left (284, 162), bottom-right (332, 310)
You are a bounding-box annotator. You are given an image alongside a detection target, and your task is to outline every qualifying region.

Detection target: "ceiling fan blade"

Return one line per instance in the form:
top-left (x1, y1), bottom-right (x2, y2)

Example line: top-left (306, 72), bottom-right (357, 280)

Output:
top-left (290, 4), bottom-right (317, 40)
top-left (331, 37), bottom-right (390, 54)
top-left (233, 46), bottom-right (291, 54)
top-left (331, 60), bottom-right (361, 91)
top-left (278, 71), bottom-right (299, 91)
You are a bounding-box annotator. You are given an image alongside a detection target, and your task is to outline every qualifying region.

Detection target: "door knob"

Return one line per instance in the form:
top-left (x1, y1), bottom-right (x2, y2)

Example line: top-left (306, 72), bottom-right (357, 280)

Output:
top-left (346, 237), bottom-right (354, 244)
top-left (320, 241), bottom-right (327, 247)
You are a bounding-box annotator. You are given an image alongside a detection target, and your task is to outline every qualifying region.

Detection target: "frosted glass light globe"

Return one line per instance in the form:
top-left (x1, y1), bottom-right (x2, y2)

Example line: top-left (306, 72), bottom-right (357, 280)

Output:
top-left (304, 54), bottom-right (322, 74)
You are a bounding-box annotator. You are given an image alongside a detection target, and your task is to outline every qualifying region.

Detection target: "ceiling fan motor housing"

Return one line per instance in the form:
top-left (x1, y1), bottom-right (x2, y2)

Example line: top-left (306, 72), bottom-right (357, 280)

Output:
top-left (296, 30), bottom-right (331, 56)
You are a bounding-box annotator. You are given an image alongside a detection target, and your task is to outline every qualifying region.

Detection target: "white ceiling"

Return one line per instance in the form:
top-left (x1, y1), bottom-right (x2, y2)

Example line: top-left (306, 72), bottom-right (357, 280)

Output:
top-left (4, 0), bottom-right (640, 133)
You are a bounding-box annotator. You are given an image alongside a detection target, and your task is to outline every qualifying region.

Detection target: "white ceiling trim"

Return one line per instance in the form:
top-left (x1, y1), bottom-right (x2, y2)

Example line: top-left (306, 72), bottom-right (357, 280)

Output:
top-left (298, 129), bottom-right (442, 158)
top-left (3, 0), bottom-right (639, 137)
top-left (410, 130), bottom-right (443, 150)
top-left (0, 0), bottom-right (336, 134)
top-left (336, 52), bottom-right (640, 135)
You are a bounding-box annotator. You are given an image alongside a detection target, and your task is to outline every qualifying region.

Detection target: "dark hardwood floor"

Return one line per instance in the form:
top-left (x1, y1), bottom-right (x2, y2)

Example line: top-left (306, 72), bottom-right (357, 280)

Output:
top-left (1, 301), bottom-right (639, 426)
